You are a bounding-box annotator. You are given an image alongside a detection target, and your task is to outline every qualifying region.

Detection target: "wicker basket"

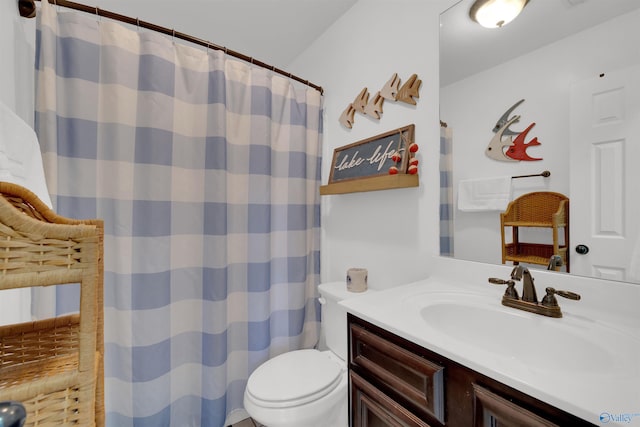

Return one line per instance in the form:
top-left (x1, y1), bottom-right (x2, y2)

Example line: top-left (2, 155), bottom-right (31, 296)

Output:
top-left (0, 182), bottom-right (104, 427)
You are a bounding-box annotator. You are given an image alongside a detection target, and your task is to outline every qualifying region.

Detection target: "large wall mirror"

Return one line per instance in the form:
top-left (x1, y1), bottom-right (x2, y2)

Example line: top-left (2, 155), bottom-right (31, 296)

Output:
top-left (440, 0), bottom-right (640, 284)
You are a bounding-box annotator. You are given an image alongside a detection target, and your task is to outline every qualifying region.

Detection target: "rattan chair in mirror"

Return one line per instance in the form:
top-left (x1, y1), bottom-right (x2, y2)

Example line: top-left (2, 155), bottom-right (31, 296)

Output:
top-left (500, 191), bottom-right (569, 272)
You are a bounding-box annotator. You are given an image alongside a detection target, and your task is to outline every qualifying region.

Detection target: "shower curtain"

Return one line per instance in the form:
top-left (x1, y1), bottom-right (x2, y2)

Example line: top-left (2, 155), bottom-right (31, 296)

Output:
top-left (440, 126), bottom-right (453, 257)
top-left (34, 1), bottom-right (322, 426)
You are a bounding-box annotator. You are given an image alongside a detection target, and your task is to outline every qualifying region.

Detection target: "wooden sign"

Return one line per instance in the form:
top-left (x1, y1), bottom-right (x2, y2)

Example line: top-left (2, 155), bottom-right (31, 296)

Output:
top-left (328, 124), bottom-right (415, 184)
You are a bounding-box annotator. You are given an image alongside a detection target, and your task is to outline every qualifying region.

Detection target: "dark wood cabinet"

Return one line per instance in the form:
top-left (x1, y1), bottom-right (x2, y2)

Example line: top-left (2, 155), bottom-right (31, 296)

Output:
top-left (350, 322), bottom-right (444, 424)
top-left (473, 384), bottom-right (559, 427)
top-left (348, 314), bottom-right (596, 427)
top-left (351, 371), bottom-right (432, 427)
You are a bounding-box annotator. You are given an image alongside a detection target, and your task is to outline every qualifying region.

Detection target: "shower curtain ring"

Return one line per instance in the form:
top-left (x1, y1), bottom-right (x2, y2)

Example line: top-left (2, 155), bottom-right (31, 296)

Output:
top-left (172, 29), bottom-right (176, 43)
top-left (136, 17), bottom-right (140, 31)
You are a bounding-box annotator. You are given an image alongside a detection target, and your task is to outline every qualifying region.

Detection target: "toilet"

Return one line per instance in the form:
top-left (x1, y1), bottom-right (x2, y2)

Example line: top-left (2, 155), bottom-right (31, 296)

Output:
top-left (244, 281), bottom-right (369, 427)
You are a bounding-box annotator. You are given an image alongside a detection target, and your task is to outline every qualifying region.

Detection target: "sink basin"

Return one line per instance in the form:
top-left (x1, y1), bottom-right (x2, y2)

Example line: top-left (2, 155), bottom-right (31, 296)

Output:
top-left (411, 293), bottom-right (639, 375)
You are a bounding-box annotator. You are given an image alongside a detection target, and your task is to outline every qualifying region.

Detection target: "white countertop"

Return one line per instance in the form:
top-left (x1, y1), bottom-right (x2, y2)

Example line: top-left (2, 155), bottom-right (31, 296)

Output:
top-left (339, 266), bottom-right (640, 427)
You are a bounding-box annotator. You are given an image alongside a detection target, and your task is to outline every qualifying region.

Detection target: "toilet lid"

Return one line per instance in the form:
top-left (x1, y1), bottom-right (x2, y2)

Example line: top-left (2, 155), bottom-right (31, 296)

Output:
top-left (246, 349), bottom-right (343, 408)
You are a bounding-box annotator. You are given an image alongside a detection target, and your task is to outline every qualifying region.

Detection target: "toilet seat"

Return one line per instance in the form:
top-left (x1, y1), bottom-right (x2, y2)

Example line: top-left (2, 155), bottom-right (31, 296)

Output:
top-left (245, 349), bottom-right (344, 408)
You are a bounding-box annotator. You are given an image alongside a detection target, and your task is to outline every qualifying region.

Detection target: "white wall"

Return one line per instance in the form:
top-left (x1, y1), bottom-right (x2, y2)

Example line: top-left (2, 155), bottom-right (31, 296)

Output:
top-left (441, 9), bottom-right (640, 266)
top-left (290, 0), bottom-right (457, 289)
top-left (0, 0), bottom-right (36, 325)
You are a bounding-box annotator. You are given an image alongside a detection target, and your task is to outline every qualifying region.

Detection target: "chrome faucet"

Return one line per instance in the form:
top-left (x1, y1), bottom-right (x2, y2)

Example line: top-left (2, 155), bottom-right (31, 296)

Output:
top-left (489, 266), bottom-right (581, 318)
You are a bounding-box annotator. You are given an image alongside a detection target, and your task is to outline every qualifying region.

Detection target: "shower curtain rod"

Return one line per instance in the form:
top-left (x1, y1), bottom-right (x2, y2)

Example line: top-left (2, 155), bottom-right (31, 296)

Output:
top-left (18, 0), bottom-right (324, 94)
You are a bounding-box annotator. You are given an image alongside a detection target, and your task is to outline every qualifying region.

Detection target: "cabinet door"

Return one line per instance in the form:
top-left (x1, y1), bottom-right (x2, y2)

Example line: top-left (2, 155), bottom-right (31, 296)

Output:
top-left (350, 323), bottom-right (445, 423)
top-left (351, 371), bottom-right (433, 427)
top-left (473, 384), bottom-right (559, 427)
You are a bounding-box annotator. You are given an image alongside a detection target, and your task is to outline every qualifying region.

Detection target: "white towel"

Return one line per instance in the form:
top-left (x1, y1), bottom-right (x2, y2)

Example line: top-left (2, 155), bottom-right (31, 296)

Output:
top-left (457, 176), bottom-right (512, 212)
top-left (0, 101), bottom-right (55, 322)
top-left (0, 101), bottom-right (52, 207)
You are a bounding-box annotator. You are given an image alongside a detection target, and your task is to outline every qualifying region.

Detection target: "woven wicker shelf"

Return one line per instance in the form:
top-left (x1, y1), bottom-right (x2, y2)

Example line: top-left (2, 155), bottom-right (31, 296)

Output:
top-left (0, 183), bottom-right (104, 427)
top-left (504, 243), bottom-right (568, 266)
top-left (501, 192), bottom-right (569, 271)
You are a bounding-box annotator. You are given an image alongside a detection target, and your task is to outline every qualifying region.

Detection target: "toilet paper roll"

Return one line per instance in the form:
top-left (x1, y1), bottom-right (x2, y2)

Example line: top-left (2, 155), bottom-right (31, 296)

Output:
top-left (346, 268), bottom-right (368, 292)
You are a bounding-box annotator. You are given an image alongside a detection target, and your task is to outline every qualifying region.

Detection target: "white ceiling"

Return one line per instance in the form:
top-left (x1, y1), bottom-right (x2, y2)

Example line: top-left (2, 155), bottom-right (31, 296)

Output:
top-left (49, 0), bottom-right (640, 88)
top-left (91, 0), bottom-right (359, 69)
top-left (440, 0), bottom-right (640, 87)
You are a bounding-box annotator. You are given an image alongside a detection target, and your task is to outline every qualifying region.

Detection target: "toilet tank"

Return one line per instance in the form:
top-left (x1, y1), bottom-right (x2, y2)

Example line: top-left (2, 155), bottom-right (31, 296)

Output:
top-left (318, 282), bottom-right (373, 361)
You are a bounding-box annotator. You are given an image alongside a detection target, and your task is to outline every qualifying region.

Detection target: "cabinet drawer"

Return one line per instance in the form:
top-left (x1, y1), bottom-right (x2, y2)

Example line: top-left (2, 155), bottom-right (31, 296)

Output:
top-left (473, 384), bottom-right (559, 427)
top-left (351, 371), bottom-right (433, 427)
top-left (350, 323), bottom-right (445, 423)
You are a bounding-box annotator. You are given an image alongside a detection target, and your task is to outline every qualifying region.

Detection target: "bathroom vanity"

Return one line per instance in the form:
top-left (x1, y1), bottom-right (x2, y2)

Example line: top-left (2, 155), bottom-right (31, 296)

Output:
top-left (349, 314), bottom-right (594, 426)
top-left (341, 258), bottom-right (640, 427)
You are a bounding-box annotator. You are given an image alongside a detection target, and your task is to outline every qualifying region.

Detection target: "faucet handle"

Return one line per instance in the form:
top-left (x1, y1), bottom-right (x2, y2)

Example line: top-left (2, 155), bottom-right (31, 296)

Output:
top-left (488, 278), bottom-right (519, 299)
top-left (554, 289), bottom-right (581, 300)
top-left (541, 287), bottom-right (581, 307)
top-left (547, 255), bottom-right (563, 271)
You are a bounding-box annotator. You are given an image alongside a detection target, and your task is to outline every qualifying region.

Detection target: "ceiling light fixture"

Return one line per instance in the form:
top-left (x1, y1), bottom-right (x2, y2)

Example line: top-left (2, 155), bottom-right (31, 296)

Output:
top-left (469, 0), bottom-right (529, 29)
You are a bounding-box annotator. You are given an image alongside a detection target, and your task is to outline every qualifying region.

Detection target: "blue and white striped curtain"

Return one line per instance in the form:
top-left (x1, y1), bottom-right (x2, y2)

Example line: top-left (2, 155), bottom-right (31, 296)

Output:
top-left (34, 1), bottom-right (322, 426)
top-left (440, 126), bottom-right (453, 257)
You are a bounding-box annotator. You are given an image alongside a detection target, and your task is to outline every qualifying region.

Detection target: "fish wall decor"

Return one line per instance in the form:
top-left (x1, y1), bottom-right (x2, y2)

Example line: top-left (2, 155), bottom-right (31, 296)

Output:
top-left (339, 73), bottom-right (422, 129)
top-left (486, 99), bottom-right (542, 162)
